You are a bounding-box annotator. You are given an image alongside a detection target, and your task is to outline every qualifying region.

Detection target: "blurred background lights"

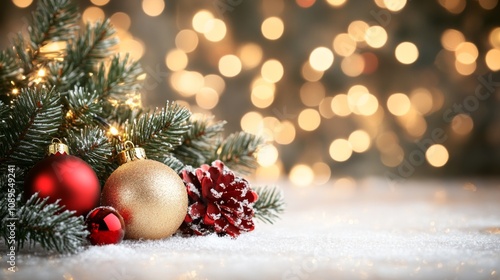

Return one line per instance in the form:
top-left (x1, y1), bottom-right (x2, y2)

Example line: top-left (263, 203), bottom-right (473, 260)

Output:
top-left (261, 17), bottom-right (285, 40)
top-left (395, 42), bottom-right (419, 64)
top-left (12, 0), bottom-right (32, 8)
top-left (4, 0), bottom-right (499, 181)
top-left (142, 0), bottom-right (165, 17)
top-left (289, 164), bottom-right (314, 187)
top-left (192, 10), bottom-right (214, 33)
top-left (365, 26), bottom-right (388, 48)
top-left (387, 93), bottom-right (411, 116)
top-left (329, 139), bottom-right (353, 162)
top-left (309, 47), bottom-right (334, 71)
top-left (203, 19), bottom-right (227, 42)
top-left (175, 29), bottom-right (199, 53)
top-left (383, 0), bottom-right (407, 11)
top-left (298, 108), bottom-right (321, 131)
top-left (261, 59), bottom-right (284, 83)
top-left (426, 144), bottom-right (449, 167)
top-left (218, 55), bottom-right (242, 77)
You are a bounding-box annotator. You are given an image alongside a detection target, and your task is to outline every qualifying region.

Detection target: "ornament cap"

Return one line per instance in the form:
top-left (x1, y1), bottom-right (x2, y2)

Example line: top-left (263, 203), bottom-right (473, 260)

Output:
top-left (117, 141), bottom-right (146, 165)
top-left (48, 138), bottom-right (69, 155)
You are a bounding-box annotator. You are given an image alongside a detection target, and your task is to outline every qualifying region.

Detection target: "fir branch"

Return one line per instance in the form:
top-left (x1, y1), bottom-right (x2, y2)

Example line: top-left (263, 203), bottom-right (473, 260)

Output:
top-left (65, 126), bottom-right (113, 183)
top-left (173, 116), bottom-right (226, 167)
top-left (214, 131), bottom-right (264, 174)
top-left (1, 193), bottom-right (88, 254)
top-left (64, 86), bottom-right (102, 127)
top-left (28, 0), bottom-right (79, 52)
top-left (48, 19), bottom-right (118, 91)
top-left (92, 54), bottom-right (144, 102)
top-left (0, 49), bottom-right (23, 97)
top-left (0, 87), bottom-right (63, 167)
top-left (160, 155), bottom-right (185, 174)
top-left (253, 186), bottom-right (285, 224)
top-left (125, 102), bottom-right (191, 160)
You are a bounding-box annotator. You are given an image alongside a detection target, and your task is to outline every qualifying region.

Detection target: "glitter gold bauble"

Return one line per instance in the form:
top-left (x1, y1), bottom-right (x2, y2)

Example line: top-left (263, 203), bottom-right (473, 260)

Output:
top-left (101, 142), bottom-right (188, 240)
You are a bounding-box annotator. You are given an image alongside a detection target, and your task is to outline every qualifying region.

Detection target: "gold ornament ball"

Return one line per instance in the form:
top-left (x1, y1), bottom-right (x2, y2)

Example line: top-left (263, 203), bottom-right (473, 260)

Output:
top-left (101, 159), bottom-right (188, 240)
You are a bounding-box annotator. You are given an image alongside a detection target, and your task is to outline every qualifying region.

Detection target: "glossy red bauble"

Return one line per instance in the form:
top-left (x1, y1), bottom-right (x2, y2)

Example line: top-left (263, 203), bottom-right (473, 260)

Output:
top-left (86, 206), bottom-right (125, 245)
top-left (24, 153), bottom-right (100, 217)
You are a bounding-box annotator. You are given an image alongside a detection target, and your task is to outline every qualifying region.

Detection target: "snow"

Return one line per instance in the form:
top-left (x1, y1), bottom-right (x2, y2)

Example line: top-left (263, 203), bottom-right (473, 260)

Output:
top-left (2, 178), bottom-right (500, 280)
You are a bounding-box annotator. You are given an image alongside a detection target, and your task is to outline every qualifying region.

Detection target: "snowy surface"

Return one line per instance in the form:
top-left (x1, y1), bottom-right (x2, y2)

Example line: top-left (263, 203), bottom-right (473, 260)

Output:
top-left (2, 178), bottom-right (500, 280)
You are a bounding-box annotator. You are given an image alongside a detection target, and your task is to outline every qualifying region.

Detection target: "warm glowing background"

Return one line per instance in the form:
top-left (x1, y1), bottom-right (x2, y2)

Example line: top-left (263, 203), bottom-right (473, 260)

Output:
top-left (2, 0), bottom-right (500, 186)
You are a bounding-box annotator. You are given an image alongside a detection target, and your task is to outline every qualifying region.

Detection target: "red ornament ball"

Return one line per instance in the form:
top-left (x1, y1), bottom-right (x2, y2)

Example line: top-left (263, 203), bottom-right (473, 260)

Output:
top-left (86, 206), bottom-right (125, 245)
top-left (24, 154), bottom-right (100, 217)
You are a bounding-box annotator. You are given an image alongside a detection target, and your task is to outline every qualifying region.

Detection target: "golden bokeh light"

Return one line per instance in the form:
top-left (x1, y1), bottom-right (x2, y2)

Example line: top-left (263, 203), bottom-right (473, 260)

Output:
top-left (218, 55), bottom-right (242, 77)
top-left (309, 47), bottom-right (334, 71)
top-left (175, 29), bottom-right (199, 53)
top-left (348, 20), bottom-right (369, 42)
top-left (196, 87), bottom-right (219, 110)
top-left (261, 17), bottom-right (285, 40)
top-left (341, 54), bottom-right (365, 77)
top-left (296, 0), bottom-right (316, 8)
top-left (82, 7), bottom-right (105, 23)
top-left (300, 82), bottom-right (325, 107)
top-left (240, 111), bottom-right (264, 134)
top-left (319, 97), bottom-right (335, 119)
top-left (478, 0), bottom-right (498, 9)
top-left (298, 108), bottom-right (321, 131)
top-left (438, 0), bottom-right (466, 14)
top-left (489, 27), bottom-right (500, 48)
top-left (333, 33), bottom-right (357, 57)
top-left (257, 145), bottom-right (279, 167)
top-left (387, 93), bottom-right (411, 116)
top-left (395, 42), bottom-right (419, 64)
top-left (192, 10), bottom-right (214, 33)
top-left (348, 130), bottom-right (371, 153)
top-left (376, 131), bottom-right (399, 152)
top-left (485, 49), bottom-right (500, 71)
top-left (329, 139), bottom-right (353, 162)
top-left (91, 0), bottom-right (110, 6)
top-left (118, 38), bottom-right (145, 60)
top-left (142, 0), bottom-right (165, 17)
top-left (165, 49), bottom-right (188, 71)
top-left (261, 59), bottom-right (284, 83)
top-left (441, 29), bottom-right (465, 51)
top-left (455, 60), bottom-right (476, 76)
top-left (203, 74), bottom-right (226, 95)
top-left (365, 26), bottom-right (388, 48)
top-left (289, 164), bottom-right (314, 187)
top-left (398, 109), bottom-right (427, 138)
top-left (455, 42), bottom-right (479, 64)
top-left (251, 85), bottom-right (275, 108)
top-left (274, 121), bottom-right (296, 145)
top-left (384, 0), bottom-right (407, 11)
top-left (451, 114), bottom-right (474, 135)
top-left (312, 162), bottom-right (331, 185)
top-left (204, 19), bottom-right (227, 42)
top-left (170, 70), bottom-right (204, 97)
top-left (238, 43), bottom-right (263, 69)
top-left (110, 12), bottom-right (131, 30)
top-left (326, 0), bottom-right (347, 7)
top-left (410, 88), bottom-right (434, 115)
top-left (331, 93), bottom-right (351, 117)
top-left (426, 144), bottom-right (449, 167)
top-left (301, 62), bottom-right (324, 82)
top-left (12, 0), bottom-right (33, 8)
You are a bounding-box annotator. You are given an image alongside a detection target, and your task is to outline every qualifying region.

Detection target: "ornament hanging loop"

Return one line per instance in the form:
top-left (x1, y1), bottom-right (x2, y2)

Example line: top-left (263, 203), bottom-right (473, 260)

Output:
top-left (117, 141), bottom-right (146, 165)
top-left (48, 138), bottom-right (69, 155)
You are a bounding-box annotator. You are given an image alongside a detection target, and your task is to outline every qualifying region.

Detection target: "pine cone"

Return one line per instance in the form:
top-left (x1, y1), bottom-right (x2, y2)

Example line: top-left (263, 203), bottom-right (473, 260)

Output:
top-left (179, 160), bottom-right (258, 237)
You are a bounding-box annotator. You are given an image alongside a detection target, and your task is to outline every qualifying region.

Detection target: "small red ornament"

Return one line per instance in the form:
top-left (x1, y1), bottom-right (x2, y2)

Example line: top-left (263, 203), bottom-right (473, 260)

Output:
top-left (24, 139), bottom-right (100, 217)
top-left (180, 160), bottom-right (258, 237)
top-left (86, 206), bottom-right (125, 245)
